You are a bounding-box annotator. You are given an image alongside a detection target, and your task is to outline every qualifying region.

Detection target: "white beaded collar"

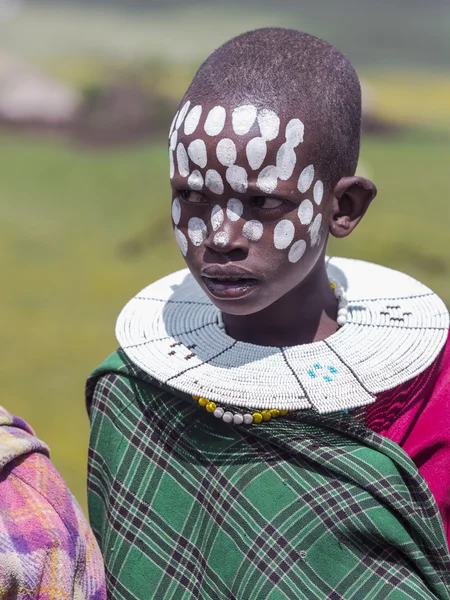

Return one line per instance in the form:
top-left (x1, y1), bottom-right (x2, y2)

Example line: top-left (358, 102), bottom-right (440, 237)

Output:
top-left (116, 257), bottom-right (449, 414)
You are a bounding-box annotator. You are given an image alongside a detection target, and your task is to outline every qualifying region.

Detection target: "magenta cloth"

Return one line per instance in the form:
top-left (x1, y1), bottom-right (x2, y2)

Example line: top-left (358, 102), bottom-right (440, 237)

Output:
top-left (367, 332), bottom-right (450, 546)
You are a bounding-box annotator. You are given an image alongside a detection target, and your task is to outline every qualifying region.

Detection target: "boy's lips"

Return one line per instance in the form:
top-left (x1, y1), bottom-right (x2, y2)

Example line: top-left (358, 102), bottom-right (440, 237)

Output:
top-left (201, 266), bottom-right (260, 299)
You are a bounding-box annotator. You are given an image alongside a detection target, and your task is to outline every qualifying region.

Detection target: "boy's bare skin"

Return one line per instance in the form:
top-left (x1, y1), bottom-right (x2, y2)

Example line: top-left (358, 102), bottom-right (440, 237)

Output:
top-left (171, 105), bottom-right (376, 347)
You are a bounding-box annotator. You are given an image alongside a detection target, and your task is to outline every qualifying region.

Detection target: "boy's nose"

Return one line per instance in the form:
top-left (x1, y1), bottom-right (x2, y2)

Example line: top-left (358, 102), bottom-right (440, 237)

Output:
top-left (204, 205), bottom-right (248, 254)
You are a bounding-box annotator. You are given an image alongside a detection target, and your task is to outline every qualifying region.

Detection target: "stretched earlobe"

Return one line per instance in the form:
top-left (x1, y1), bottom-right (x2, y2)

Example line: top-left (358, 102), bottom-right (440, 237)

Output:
top-left (330, 176), bottom-right (377, 239)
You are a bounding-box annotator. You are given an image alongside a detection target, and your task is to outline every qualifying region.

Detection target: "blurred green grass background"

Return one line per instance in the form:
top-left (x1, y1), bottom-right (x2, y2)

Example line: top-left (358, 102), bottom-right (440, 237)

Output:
top-left (1, 0), bottom-right (449, 512)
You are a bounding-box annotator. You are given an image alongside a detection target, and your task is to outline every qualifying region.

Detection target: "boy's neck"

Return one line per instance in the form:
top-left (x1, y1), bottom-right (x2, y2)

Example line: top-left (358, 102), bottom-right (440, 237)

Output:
top-left (222, 264), bottom-right (339, 347)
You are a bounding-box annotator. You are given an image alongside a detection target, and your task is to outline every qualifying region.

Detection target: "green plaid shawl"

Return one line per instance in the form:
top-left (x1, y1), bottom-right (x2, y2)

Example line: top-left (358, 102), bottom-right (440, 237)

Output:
top-left (87, 350), bottom-right (450, 600)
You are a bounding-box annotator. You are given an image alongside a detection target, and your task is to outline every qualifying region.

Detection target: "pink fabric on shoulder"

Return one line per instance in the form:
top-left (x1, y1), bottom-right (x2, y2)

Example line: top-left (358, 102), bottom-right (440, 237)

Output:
top-left (368, 333), bottom-right (450, 546)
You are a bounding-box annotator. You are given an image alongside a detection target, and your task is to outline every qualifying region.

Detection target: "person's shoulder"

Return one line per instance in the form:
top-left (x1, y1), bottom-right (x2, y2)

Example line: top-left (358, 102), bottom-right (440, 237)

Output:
top-left (0, 413), bottom-right (106, 598)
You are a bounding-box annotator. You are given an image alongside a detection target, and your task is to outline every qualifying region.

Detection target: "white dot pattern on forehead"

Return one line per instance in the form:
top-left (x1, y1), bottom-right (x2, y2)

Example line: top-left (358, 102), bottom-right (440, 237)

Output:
top-left (285, 119), bottom-right (304, 147)
top-left (298, 199), bottom-right (314, 225)
top-left (187, 170), bottom-right (204, 191)
top-left (169, 151), bottom-right (175, 179)
top-left (314, 180), bottom-right (324, 205)
top-left (298, 164), bottom-right (315, 193)
top-left (171, 198), bottom-right (181, 225)
top-left (175, 101), bottom-right (191, 130)
top-left (176, 143), bottom-right (190, 177)
top-left (242, 220), bottom-right (263, 241)
top-left (257, 165), bottom-right (278, 194)
top-left (205, 170), bottom-right (224, 195)
top-left (211, 204), bottom-right (224, 231)
top-left (309, 213), bottom-right (323, 246)
top-left (276, 144), bottom-right (297, 181)
top-left (232, 104), bottom-right (257, 136)
top-left (184, 105), bottom-right (202, 136)
top-left (188, 217), bottom-right (207, 246)
top-left (227, 198), bottom-right (243, 222)
top-left (187, 139), bottom-right (207, 169)
top-left (226, 165), bottom-right (248, 194)
top-left (169, 111), bottom-right (178, 137)
top-left (170, 130), bottom-right (178, 151)
top-left (174, 227), bottom-right (188, 256)
top-left (246, 137), bottom-right (267, 170)
top-left (288, 239), bottom-right (306, 263)
top-left (216, 138), bottom-right (237, 167)
top-left (274, 219), bottom-right (295, 249)
top-left (257, 109), bottom-right (280, 141)
top-left (213, 231), bottom-right (229, 247)
top-left (204, 106), bottom-right (226, 136)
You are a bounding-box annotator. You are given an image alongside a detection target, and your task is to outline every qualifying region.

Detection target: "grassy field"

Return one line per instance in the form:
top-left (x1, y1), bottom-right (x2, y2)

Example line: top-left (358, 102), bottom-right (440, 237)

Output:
top-left (1, 130), bottom-right (449, 512)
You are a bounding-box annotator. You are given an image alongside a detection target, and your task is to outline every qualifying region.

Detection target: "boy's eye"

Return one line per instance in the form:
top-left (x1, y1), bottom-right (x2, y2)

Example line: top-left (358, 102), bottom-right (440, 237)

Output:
top-left (179, 190), bottom-right (207, 204)
top-left (252, 197), bottom-right (284, 210)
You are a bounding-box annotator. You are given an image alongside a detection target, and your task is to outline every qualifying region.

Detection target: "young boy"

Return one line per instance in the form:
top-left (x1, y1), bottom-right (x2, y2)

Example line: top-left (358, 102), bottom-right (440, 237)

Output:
top-left (0, 406), bottom-right (106, 598)
top-left (86, 28), bottom-right (450, 599)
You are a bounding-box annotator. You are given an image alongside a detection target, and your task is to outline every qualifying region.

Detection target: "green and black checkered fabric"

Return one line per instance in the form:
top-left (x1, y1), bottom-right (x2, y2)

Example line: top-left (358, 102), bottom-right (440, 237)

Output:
top-left (86, 350), bottom-right (450, 600)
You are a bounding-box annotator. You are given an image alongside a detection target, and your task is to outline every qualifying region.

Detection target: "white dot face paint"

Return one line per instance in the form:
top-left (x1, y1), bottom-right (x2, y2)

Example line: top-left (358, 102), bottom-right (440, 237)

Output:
top-left (257, 109), bottom-right (280, 142)
top-left (257, 165), bottom-right (278, 194)
top-left (175, 227), bottom-right (188, 256)
top-left (246, 137), bottom-right (267, 170)
top-left (242, 220), bottom-right (263, 241)
top-left (175, 101), bottom-right (191, 130)
top-left (187, 170), bottom-right (204, 191)
top-left (170, 130), bottom-right (178, 151)
top-left (309, 214), bottom-right (323, 246)
top-left (205, 170), bottom-right (224, 195)
top-left (169, 150), bottom-right (175, 179)
top-left (276, 143), bottom-right (297, 181)
top-left (188, 217), bottom-right (208, 247)
top-left (169, 111), bottom-right (178, 137)
top-left (171, 198), bottom-right (181, 225)
top-left (298, 164), bottom-right (315, 193)
top-left (176, 143), bottom-right (189, 177)
top-left (184, 105), bottom-right (202, 135)
top-left (187, 139), bottom-right (207, 169)
top-left (274, 219), bottom-right (295, 250)
top-left (216, 139), bottom-right (237, 167)
top-left (313, 180), bottom-right (324, 205)
top-left (213, 231), bottom-right (229, 247)
top-left (232, 104), bottom-right (257, 136)
top-left (211, 204), bottom-right (224, 231)
top-left (226, 165), bottom-right (248, 194)
top-left (226, 198), bottom-right (243, 222)
top-left (288, 239), bottom-right (307, 263)
top-left (204, 106), bottom-right (226, 136)
top-left (285, 119), bottom-right (304, 147)
top-left (298, 199), bottom-right (314, 225)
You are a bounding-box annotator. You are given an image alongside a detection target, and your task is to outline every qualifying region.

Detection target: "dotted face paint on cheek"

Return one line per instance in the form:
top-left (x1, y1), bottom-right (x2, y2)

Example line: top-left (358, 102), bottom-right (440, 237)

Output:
top-left (174, 227), bottom-right (188, 256)
top-left (298, 199), bottom-right (314, 225)
top-left (288, 239), bottom-right (307, 263)
top-left (274, 220), bottom-right (295, 250)
top-left (313, 180), bottom-right (324, 205)
top-left (188, 217), bottom-right (208, 246)
top-left (211, 204), bottom-right (224, 231)
top-left (309, 214), bottom-right (323, 246)
top-left (242, 220), bottom-right (264, 241)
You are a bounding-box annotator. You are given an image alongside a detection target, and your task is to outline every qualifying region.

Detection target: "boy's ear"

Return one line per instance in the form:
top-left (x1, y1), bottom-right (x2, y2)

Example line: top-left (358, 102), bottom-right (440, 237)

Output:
top-left (329, 176), bottom-right (377, 238)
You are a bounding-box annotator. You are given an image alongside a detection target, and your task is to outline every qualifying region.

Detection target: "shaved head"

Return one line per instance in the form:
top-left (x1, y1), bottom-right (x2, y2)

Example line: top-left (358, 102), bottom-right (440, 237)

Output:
top-left (181, 28), bottom-right (361, 187)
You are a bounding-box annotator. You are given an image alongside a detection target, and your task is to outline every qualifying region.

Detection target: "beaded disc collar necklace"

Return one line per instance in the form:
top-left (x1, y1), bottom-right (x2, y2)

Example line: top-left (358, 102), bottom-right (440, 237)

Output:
top-left (116, 257), bottom-right (449, 416)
